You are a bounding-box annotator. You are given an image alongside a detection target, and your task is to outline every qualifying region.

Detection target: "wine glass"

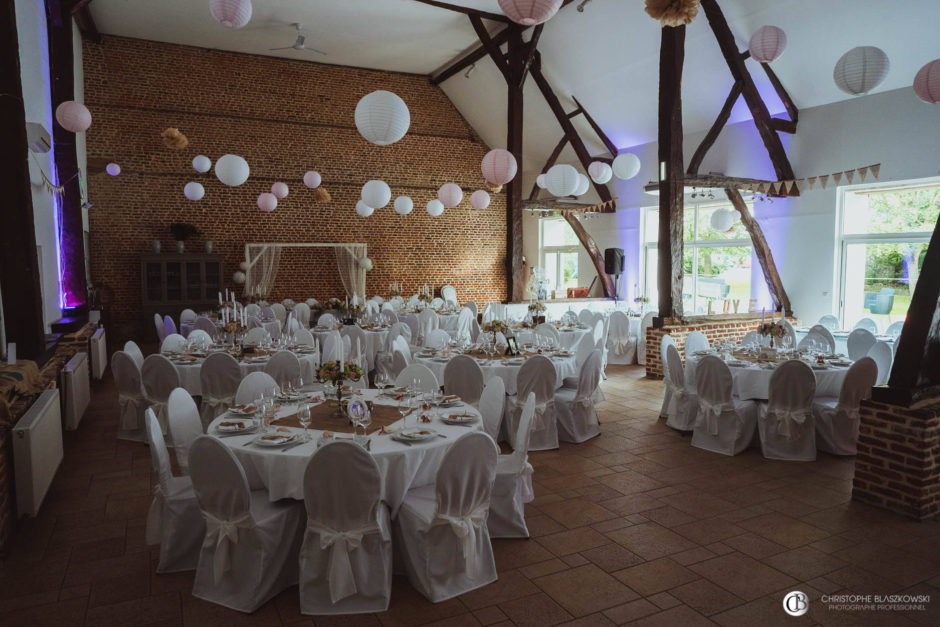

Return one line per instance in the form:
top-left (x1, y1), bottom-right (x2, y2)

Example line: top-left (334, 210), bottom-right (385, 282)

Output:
top-left (398, 392), bottom-right (413, 429)
top-left (349, 399), bottom-right (366, 437)
top-left (375, 370), bottom-right (390, 390)
top-left (298, 403), bottom-right (311, 441)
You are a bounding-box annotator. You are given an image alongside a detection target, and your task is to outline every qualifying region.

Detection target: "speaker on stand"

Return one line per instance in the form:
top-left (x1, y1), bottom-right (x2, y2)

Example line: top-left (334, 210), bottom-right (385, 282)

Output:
top-left (604, 248), bottom-right (625, 301)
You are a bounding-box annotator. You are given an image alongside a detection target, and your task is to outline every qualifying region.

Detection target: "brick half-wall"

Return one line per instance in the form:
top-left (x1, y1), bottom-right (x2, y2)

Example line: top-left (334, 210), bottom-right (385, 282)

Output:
top-left (853, 395), bottom-right (940, 520)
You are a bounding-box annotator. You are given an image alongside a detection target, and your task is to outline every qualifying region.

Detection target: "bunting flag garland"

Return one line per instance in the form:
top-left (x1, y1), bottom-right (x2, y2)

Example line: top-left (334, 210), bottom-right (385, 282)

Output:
top-left (844, 170), bottom-right (855, 184)
top-left (732, 163), bottom-right (881, 197)
top-left (807, 176), bottom-right (817, 190)
top-left (858, 167), bottom-right (869, 181)
top-left (871, 164), bottom-right (881, 178)
top-left (819, 174), bottom-right (830, 189)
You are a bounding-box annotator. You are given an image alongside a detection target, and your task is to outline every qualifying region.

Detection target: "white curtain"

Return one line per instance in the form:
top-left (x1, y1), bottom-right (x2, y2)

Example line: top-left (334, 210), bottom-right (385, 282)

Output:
top-left (336, 244), bottom-right (368, 301)
top-left (245, 245), bottom-right (282, 299)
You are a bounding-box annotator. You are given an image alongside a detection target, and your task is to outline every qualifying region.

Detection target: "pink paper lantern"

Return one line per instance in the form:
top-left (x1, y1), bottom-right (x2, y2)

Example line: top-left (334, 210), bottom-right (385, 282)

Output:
top-left (481, 149), bottom-right (518, 186)
top-left (913, 59), bottom-right (940, 104)
top-left (437, 183), bottom-right (463, 208)
top-left (748, 25), bottom-right (787, 63)
top-left (239, 261), bottom-right (249, 271)
top-left (257, 192), bottom-right (277, 212)
top-left (55, 100), bottom-right (92, 133)
top-left (497, 0), bottom-right (563, 26)
top-left (209, 0), bottom-right (252, 29)
top-left (105, 163), bottom-right (121, 176)
top-left (303, 170), bottom-right (322, 188)
top-left (271, 182), bottom-right (289, 199)
top-left (470, 190), bottom-right (491, 210)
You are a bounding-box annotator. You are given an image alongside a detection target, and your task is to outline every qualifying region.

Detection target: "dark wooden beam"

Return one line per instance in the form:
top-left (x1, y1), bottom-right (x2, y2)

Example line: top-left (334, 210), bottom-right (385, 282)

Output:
top-left (562, 213), bottom-right (613, 296)
top-left (760, 61), bottom-right (798, 125)
top-left (699, 0), bottom-right (794, 181)
top-left (72, 2), bottom-right (100, 43)
top-left (657, 25), bottom-right (686, 321)
top-left (769, 117), bottom-right (796, 134)
top-left (572, 95), bottom-right (618, 156)
top-left (529, 136), bottom-right (568, 200)
top-left (566, 108), bottom-right (583, 118)
top-left (684, 173), bottom-right (792, 196)
top-left (518, 23), bottom-right (543, 87)
top-left (411, 0), bottom-right (510, 22)
top-left (70, 0), bottom-right (93, 14)
top-left (505, 24), bottom-right (526, 302)
top-left (687, 81), bottom-right (741, 175)
top-left (469, 14), bottom-right (510, 81)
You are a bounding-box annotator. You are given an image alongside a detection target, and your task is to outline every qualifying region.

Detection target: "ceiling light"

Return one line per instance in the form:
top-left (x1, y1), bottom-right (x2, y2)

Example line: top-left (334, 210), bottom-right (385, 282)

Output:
top-left (464, 63), bottom-right (476, 78)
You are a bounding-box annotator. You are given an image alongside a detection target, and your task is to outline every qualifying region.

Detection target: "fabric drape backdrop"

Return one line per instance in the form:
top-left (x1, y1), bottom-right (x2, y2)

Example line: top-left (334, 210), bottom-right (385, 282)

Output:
top-left (245, 245), bottom-right (282, 299)
top-left (336, 244), bottom-right (367, 301)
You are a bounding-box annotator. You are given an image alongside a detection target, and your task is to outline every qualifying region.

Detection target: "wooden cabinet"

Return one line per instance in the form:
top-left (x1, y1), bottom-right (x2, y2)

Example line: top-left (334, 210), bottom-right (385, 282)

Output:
top-left (141, 254), bottom-right (223, 337)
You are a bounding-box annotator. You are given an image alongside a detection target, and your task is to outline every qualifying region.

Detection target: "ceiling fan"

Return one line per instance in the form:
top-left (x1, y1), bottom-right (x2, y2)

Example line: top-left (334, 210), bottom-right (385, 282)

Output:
top-left (268, 23), bottom-right (326, 56)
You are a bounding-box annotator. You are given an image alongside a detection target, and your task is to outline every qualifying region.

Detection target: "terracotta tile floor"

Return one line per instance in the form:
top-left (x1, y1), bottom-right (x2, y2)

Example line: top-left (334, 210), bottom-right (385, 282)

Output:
top-left (3, 364), bottom-right (940, 625)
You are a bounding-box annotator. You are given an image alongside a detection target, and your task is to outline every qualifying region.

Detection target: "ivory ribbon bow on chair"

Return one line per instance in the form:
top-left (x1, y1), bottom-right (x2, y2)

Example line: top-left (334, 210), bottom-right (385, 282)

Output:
top-left (202, 394), bottom-right (232, 417)
top-left (306, 518), bottom-right (380, 604)
top-left (203, 511), bottom-right (253, 583)
top-left (699, 399), bottom-right (734, 436)
top-left (612, 338), bottom-right (630, 356)
top-left (772, 408), bottom-right (809, 439)
top-left (529, 401), bottom-right (553, 431)
top-left (434, 503), bottom-right (489, 579)
top-left (145, 484), bottom-right (166, 546)
top-left (119, 395), bottom-right (145, 431)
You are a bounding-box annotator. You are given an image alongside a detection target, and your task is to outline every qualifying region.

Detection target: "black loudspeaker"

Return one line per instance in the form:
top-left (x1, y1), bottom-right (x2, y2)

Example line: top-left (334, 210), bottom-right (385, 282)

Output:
top-left (604, 248), bottom-right (624, 275)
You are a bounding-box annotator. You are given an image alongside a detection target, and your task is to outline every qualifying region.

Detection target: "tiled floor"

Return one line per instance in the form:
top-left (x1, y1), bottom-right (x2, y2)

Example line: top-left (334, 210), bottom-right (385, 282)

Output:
top-left (3, 364), bottom-right (940, 626)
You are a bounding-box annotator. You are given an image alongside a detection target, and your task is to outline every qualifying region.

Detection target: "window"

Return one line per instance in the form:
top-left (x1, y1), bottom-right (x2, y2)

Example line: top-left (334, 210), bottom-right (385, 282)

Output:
top-left (641, 202), bottom-right (758, 314)
top-left (838, 181), bottom-right (939, 328)
top-left (539, 218), bottom-right (579, 295)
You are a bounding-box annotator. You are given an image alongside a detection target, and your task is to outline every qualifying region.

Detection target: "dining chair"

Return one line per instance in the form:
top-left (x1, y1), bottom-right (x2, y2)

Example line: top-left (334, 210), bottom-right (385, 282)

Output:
top-left (317, 312), bottom-right (337, 328)
top-left (193, 316), bottom-right (218, 336)
top-left (199, 352), bottom-right (242, 428)
top-left (488, 393), bottom-right (535, 539)
top-left (124, 340), bottom-right (145, 369)
top-left (659, 334), bottom-right (676, 419)
top-left (554, 349), bottom-right (602, 443)
top-left (847, 328), bottom-right (876, 360)
top-left (813, 357), bottom-right (876, 455)
top-left (684, 331), bottom-right (710, 361)
top-left (478, 377), bottom-right (505, 442)
top-left (808, 324), bottom-right (836, 352)
top-left (167, 387), bottom-right (204, 474)
top-left (443, 354), bottom-right (484, 405)
top-left (113, 350), bottom-right (147, 442)
top-left (395, 363), bottom-right (439, 393)
top-left (245, 303), bottom-right (261, 318)
top-left (164, 315), bottom-right (178, 340)
top-left (534, 322), bottom-right (560, 347)
top-left (504, 355), bottom-right (559, 451)
top-left (161, 333), bottom-right (187, 353)
top-left (188, 329), bottom-right (213, 346)
top-left (757, 360), bottom-right (817, 461)
top-left (853, 317), bottom-right (879, 335)
top-left (665, 344), bottom-right (698, 431)
top-left (418, 309), bottom-right (440, 345)
top-left (690, 356), bottom-right (758, 456)
top-left (293, 302), bottom-right (311, 328)
top-left (142, 354), bottom-right (181, 437)
top-left (885, 320), bottom-right (904, 339)
top-left (234, 371), bottom-right (279, 405)
top-left (607, 311), bottom-right (636, 364)
top-left (867, 341), bottom-right (893, 385)
top-left (244, 327), bottom-right (270, 345)
top-left (154, 313), bottom-right (167, 343)
top-left (294, 328), bottom-right (315, 346)
top-left (441, 285), bottom-right (458, 305)
top-left (425, 329), bottom-right (451, 349)
top-left (817, 314), bottom-right (840, 331)
top-left (264, 350), bottom-right (301, 389)
top-left (636, 311), bottom-right (657, 365)
top-left (180, 308), bottom-right (198, 325)
top-left (455, 307), bottom-right (474, 344)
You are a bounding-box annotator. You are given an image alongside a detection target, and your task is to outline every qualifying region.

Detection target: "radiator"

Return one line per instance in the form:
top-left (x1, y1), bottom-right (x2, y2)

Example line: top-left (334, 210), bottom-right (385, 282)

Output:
top-left (13, 390), bottom-right (64, 517)
top-left (90, 327), bottom-right (107, 380)
top-left (61, 352), bottom-right (90, 430)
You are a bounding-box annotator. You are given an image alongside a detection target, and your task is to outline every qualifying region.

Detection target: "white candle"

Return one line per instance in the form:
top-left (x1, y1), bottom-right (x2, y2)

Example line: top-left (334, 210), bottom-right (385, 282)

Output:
top-left (761, 308), bottom-right (765, 325)
top-left (219, 291), bottom-right (223, 305)
top-left (356, 338), bottom-right (362, 366)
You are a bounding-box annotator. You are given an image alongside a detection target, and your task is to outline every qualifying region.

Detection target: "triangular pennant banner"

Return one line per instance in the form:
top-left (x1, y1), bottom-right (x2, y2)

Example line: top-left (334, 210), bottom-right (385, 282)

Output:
top-left (783, 180), bottom-right (794, 195)
top-left (794, 179), bottom-right (805, 193)
top-left (767, 183), bottom-right (777, 195)
top-left (832, 172), bottom-right (843, 185)
top-left (844, 170), bottom-right (855, 183)
top-left (819, 175), bottom-right (830, 189)
top-left (858, 166), bottom-right (868, 181)
top-left (871, 163), bottom-right (881, 178)
top-left (807, 176), bottom-right (817, 190)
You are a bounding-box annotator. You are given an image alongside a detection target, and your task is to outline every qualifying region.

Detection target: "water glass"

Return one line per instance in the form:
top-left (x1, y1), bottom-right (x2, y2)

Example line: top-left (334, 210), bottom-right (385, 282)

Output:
top-left (298, 403), bottom-right (311, 441)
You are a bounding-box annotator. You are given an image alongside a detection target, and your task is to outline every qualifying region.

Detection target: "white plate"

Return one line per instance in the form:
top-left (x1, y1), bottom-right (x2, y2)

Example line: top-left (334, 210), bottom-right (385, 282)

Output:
top-left (505, 359), bottom-right (524, 366)
top-left (435, 399), bottom-right (460, 408)
top-left (229, 405), bottom-right (258, 415)
top-left (442, 414), bottom-right (477, 425)
top-left (726, 360), bottom-right (748, 367)
top-left (216, 420), bottom-right (255, 433)
top-left (830, 360), bottom-right (853, 367)
top-left (811, 364), bottom-right (829, 370)
top-left (253, 433), bottom-right (296, 447)
top-left (393, 428), bottom-right (437, 442)
top-left (432, 357), bottom-right (450, 363)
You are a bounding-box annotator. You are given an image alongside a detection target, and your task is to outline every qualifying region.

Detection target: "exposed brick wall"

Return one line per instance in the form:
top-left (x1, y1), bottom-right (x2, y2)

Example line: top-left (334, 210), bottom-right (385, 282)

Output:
top-left (853, 395), bottom-right (940, 520)
top-left (83, 36), bottom-right (507, 342)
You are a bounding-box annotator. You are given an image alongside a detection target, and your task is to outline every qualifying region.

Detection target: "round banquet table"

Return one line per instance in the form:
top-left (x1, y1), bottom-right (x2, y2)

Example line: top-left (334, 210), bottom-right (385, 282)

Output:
top-left (793, 328), bottom-right (896, 355)
top-left (170, 350), bottom-right (320, 396)
top-left (513, 327), bottom-right (591, 351)
top-left (685, 356), bottom-right (850, 401)
top-left (312, 326), bottom-right (389, 371)
top-left (207, 388), bottom-right (483, 514)
top-left (415, 352), bottom-right (576, 396)
top-left (181, 317), bottom-right (282, 340)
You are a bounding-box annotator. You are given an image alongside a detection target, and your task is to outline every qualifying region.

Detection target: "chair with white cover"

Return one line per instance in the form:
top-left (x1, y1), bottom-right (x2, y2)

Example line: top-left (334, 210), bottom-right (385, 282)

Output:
top-left (847, 328), bottom-right (876, 360)
top-left (188, 436), bottom-right (305, 613)
top-left (504, 355), bottom-right (559, 451)
top-left (418, 308), bottom-right (440, 345)
top-left (154, 313), bottom-right (167, 343)
top-left (379, 308), bottom-right (399, 326)
top-left (390, 336), bottom-right (412, 379)
top-left (293, 302), bottom-right (311, 328)
top-left (578, 309), bottom-right (596, 327)
top-left (425, 329), bottom-right (451, 349)
top-left (264, 350), bottom-right (302, 389)
top-left (664, 345), bottom-right (698, 431)
top-left (813, 357), bottom-right (876, 455)
top-left (317, 313), bottom-right (337, 328)
top-left (401, 314), bottom-right (420, 344)
top-left (364, 300), bottom-right (380, 319)
top-left (161, 333), bottom-right (187, 353)
top-left (180, 308), bottom-right (197, 325)
top-left (188, 329), bottom-right (213, 347)
top-left (164, 315), bottom-right (178, 339)
top-left (818, 314), bottom-right (840, 331)
top-left (295, 328), bottom-right (315, 347)
top-left (306, 298), bottom-right (318, 309)
top-left (144, 409), bottom-right (203, 573)
top-left (199, 353), bottom-right (242, 428)
top-left (243, 327), bottom-right (269, 345)
top-left (285, 317), bottom-right (303, 337)
top-left (572, 332), bottom-right (596, 371)
top-left (381, 301), bottom-right (395, 312)
top-left (245, 303), bottom-right (261, 318)
top-left (607, 311), bottom-right (637, 364)
top-left (636, 311), bottom-right (657, 365)
top-left (235, 371), bottom-right (280, 405)
top-left (554, 349), bottom-right (602, 443)
top-left (168, 388), bottom-right (204, 474)
top-left (299, 441), bottom-right (392, 615)
top-left (691, 356), bottom-right (758, 456)
top-left (478, 377), bottom-right (505, 441)
top-left (124, 340), bottom-right (145, 369)
top-left (372, 295), bottom-right (384, 305)
top-left (342, 325), bottom-right (369, 368)
top-left (430, 297), bottom-right (444, 309)
top-left (658, 335), bottom-right (676, 418)
top-left (757, 360), bottom-right (817, 461)
top-left (853, 317), bottom-right (879, 334)
top-left (321, 330), bottom-right (343, 364)
top-left (684, 331), bottom-right (710, 360)
top-left (271, 303), bottom-right (287, 325)
top-left (455, 307), bottom-right (474, 344)
top-left (809, 324), bottom-right (837, 352)
top-left (534, 322), bottom-right (560, 348)
top-left (885, 321), bottom-right (904, 339)
top-left (246, 316), bottom-right (264, 330)
top-left (395, 363), bottom-right (439, 393)
top-left (741, 331), bottom-right (762, 348)
top-left (470, 318), bottom-right (481, 343)
top-left (142, 354), bottom-right (181, 436)
top-left (113, 351), bottom-right (147, 442)
top-left (394, 432), bottom-right (498, 602)
top-left (798, 331), bottom-right (831, 353)
top-left (867, 341), bottom-right (893, 385)
top-left (489, 393), bottom-right (535, 538)
top-left (441, 285), bottom-right (458, 306)
top-left (443, 355), bottom-right (484, 405)
top-left (466, 301), bottom-right (478, 317)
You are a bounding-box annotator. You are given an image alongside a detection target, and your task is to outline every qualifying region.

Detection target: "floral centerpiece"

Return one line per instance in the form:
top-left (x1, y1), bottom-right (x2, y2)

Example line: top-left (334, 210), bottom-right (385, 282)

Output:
top-left (281, 298), bottom-right (295, 311)
top-left (528, 300), bottom-right (547, 325)
top-left (634, 295), bottom-right (650, 305)
top-left (317, 360), bottom-right (363, 412)
top-left (325, 297), bottom-right (345, 311)
top-left (418, 292), bottom-right (433, 304)
top-left (248, 292), bottom-right (268, 304)
top-left (482, 320), bottom-right (509, 335)
top-left (758, 321), bottom-right (786, 348)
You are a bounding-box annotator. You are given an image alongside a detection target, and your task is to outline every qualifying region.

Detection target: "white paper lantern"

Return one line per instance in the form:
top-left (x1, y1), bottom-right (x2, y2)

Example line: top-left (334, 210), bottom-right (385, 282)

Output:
top-left (192, 155), bottom-right (212, 173)
top-left (184, 182), bottom-right (205, 201)
top-left (55, 100), bottom-right (91, 133)
top-left (354, 90), bottom-right (410, 146)
top-left (239, 261), bottom-right (249, 271)
top-left (215, 154), bottom-right (250, 186)
top-left (913, 59), bottom-right (940, 104)
top-left (536, 174), bottom-right (547, 189)
top-left (361, 180), bottom-right (391, 208)
top-left (438, 183), bottom-right (463, 208)
top-left (356, 200), bottom-right (375, 217)
top-left (481, 149), bottom-right (518, 186)
top-left (232, 271), bottom-right (246, 285)
top-left (834, 46), bottom-right (890, 95)
top-left (498, 0), bottom-right (563, 26)
top-left (588, 161), bottom-right (612, 184)
top-left (271, 182), bottom-right (289, 199)
top-left (209, 0), bottom-right (252, 29)
top-left (748, 25), bottom-right (787, 63)
top-left (546, 164), bottom-right (579, 197)
top-left (612, 153), bottom-right (641, 180)
top-left (573, 174), bottom-right (590, 196)
top-left (361, 258), bottom-right (374, 271)
top-left (106, 163), bottom-right (121, 176)
top-left (710, 208), bottom-right (735, 232)
top-left (303, 170), bottom-right (322, 188)
top-left (257, 192), bottom-right (277, 212)
top-left (426, 199), bottom-right (444, 217)
top-left (470, 190), bottom-right (490, 209)
top-left (394, 196), bottom-right (413, 215)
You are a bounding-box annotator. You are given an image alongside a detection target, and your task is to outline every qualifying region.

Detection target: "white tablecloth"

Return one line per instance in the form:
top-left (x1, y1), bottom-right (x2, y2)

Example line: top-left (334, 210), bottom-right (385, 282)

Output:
top-left (207, 388), bottom-right (482, 514)
top-left (415, 353), bottom-right (576, 396)
top-left (793, 329), bottom-right (896, 356)
top-left (685, 357), bottom-right (849, 401)
top-left (513, 328), bottom-right (591, 351)
top-left (172, 351), bottom-right (320, 396)
top-left (181, 317), bottom-right (281, 339)
top-left (313, 326), bottom-right (389, 371)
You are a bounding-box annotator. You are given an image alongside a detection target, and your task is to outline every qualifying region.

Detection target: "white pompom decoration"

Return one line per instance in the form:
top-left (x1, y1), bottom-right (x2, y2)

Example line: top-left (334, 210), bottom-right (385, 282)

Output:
top-left (215, 154), bottom-right (250, 186)
top-left (232, 271), bottom-right (246, 285)
top-left (106, 163), bottom-right (121, 176)
top-left (470, 190), bottom-right (491, 209)
top-left (588, 161), bottom-right (612, 184)
top-left (394, 196), bottom-right (414, 215)
top-left (184, 182), bottom-right (205, 201)
top-left (426, 199), bottom-right (444, 217)
top-left (303, 171), bottom-right (322, 188)
top-left (192, 155), bottom-right (212, 173)
top-left (573, 173), bottom-right (590, 196)
top-left (361, 180), bottom-right (391, 208)
top-left (361, 258), bottom-right (374, 271)
top-left (536, 174), bottom-right (547, 189)
top-left (748, 25), bottom-right (787, 63)
top-left (612, 153), bottom-right (641, 180)
top-left (437, 183), bottom-right (463, 208)
top-left (354, 90), bottom-right (411, 146)
top-left (356, 200), bottom-right (375, 217)
top-left (271, 182), bottom-right (289, 199)
top-left (545, 164), bottom-right (579, 197)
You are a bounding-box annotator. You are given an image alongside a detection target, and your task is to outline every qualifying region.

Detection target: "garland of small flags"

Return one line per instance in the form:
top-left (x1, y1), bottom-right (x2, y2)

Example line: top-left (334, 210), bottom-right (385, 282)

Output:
top-left (29, 152), bottom-right (80, 198)
top-left (754, 163), bottom-right (881, 196)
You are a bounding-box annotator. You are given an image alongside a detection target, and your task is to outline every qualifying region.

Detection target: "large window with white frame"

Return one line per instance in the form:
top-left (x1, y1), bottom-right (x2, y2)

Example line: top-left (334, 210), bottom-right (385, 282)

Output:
top-left (539, 218), bottom-right (580, 296)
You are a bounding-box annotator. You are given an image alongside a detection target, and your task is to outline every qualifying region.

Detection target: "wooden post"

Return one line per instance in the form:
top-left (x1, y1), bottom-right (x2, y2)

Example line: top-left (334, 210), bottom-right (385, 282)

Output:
top-left (687, 81), bottom-right (741, 175)
top-left (506, 25), bottom-right (526, 302)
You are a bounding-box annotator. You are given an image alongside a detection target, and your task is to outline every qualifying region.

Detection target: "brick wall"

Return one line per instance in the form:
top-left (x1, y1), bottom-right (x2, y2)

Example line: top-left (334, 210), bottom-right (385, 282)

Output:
top-left (83, 36), bottom-right (507, 342)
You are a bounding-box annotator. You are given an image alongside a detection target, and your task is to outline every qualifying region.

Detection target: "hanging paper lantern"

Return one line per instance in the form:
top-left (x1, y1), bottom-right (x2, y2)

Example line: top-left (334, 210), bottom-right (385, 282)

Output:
top-left (710, 208), bottom-right (735, 232)
top-left (588, 161), bottom-right (612, 184)
top-left (497, 0), bottom-right (563, 26)
top-left (55, 100), bottom-right (91, 132)
top-left (748, 26), bottom-right (787, 63)
top-left (361, 180), bottom-right (391, 208)
top-left (437, 183), bottom-right (463, 208)
top-left (271, 182), bottom-right (289, 199)
top-left (481, 149), bottom-right (518, 186)
top-left (573, 174), bottom-right (590, 196)
top-left (105, 163), bottom-right (121, 176)
top-left (834, 46), bottom-right (890, 95)
top-left (394, 196), bottom-right (413, 215)
top-left (232, 271), bottom-right (246, 284)
top-left (536, 174), bottom-right (547, 189)
top-left (426, 199), bottom-right (444, 217)
top-left (361, 258), bottom-right (374, 271)
top-left (303, 170), bottom-right (322, 188)
top-left (612, 153), bottom-right (641, 180)
top-left (546, 164), bottom-right (579, 197)
top-left (356, 200), bottom-right (375, 217)
top-left (215, 154), bottom-right (250, 186)
top-left (192, 155), bottom-right (212, 173)
top-left (913, 59), bottom-right (940, 104)
top-left (239, 261), bottom-right (249, 271)
top-left (209, 0), bottom-right (253, 29)
top-left (470, 190), bottom-right (491, 210)
top-left (354, 90), bottom-right (410, 146)
top-left (184, 182), bottom-right (205, 201)
top-left (257, 192), bottom-right (277, 212)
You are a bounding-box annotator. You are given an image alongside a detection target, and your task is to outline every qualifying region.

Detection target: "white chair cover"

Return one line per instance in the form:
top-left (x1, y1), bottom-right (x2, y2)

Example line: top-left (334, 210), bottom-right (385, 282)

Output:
top-left (847, 328), bottom-right (876, 360)
top-left (478, 377), bottom-right (505, 441)
top-left (781, 320), bottom-right (796, 348)
top-left (591, 319), bottom-right (604, 346)
top-left (168, 387), bottom-right (204, 474)
top-left (607, 311), bottom-right (636, 364)
top-left (306, 298), bottom-right (318, 309)
top-left (809, 324), bottom-right (837, 352)
top-left (690, 356), bottom-right (758, 456)
top-left (489, 393), bottom-right (535, 538)
top-left (885, 320), bottom-right (904, 339)
top-left (264, 350), bottom-right (301, 389)
top-left (441, 285), bottom-right (458, 305)
top-left (372, 295), bottom-right (384, 304)
top-left (342, 325), bottom-right (369, 368)
top-left (246, 316), bottom-right (264, 330)
top-left (443, 354), bottom-right (484, 405)
top-left (430, 297), bottom-right (444, 309)
top-left (188, 436), bottom-right (305, 613)
top-left (318, 312), bottom-right (337, 328)
top-left (113, 351), bottom-right (147, 442)
top-left (818, 314), bottom-right (840, 331)
top-left (124, 340), bottom-right (145, 369)
top-left (244, 327), bottom-right (270, 345)
top-left (321, 330), bottom-right (343, 363)
top-left (245, 303), bottom-right (261, 318)
top-left (504, 355), bottom-right (558, 451)
top-left (425, 329), bottom-right (451, 349)
top-left (364, 300), bottom-right (380, 317)
top-left (394, 432), bottom-right (498, 602)
top-left (757, 360), bottom-right (816, 461)
top-left (554, 349), bottom-right (602, 443)
top-left (199, 352), bottom-right (242, 429)
top-left (578, 309), bottom-right (596, 327)
top-left (154, 313), bottom-right (166, 343)
top-left (299, 442), bottom-right (392, 614)
top-left (659, 334), bottom-right (676, 418)
top-left (294, 328), bottom-right (315, 347)
top-left (665, 345), bottom-right (698, 431)
top-left (573, 332), bottom-right (595, 371)
top-left (395, 363), bottom-right (440, 393)
top-left (636, 311), bottom-right (656, 365)
top-left (534, 323), bottom-right (560, 348)
top-left (293, 303), bottom-right (311, 328)
top-left (144, 409), bottom-right (204, 573)
top-left (684, 330), bottom-right (710, 360)
top-left (234, 371), bottom-right (279, 405)
top-left (813, 357), bottom-right (876, 455)
top-left (187, 329), bottom-right (213, 347)
top-left (390, 336), bottom-right (412, 379)
top-left (455, 307), bottom-right (474, 343)
top-left (161, 333), bottom-right (187, 353)
top-left (401, 314), bottom-right (420, 344)
top-left (418, 309), bottom-right (440, 345)
top-left (164, 315), bottom-right (177, 340)
top-left (867, 341), bottom-right (893, 385)
top-left (142, 354), bottom-right (181, 436)
top-left (271, 303), bottom-right (287, 325)
top-left (180, 308), bottom-right (197, 324)
top-left (342, 335), bottom-right (352, 362)
top-left (466, 301), bottom-right (478, 317)
top-left (853, 317), bottom-right (879, 334)
top-left (741, 331), bottom-right (762, 348)
top-left (799, 330), bottom-right (832, 352)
